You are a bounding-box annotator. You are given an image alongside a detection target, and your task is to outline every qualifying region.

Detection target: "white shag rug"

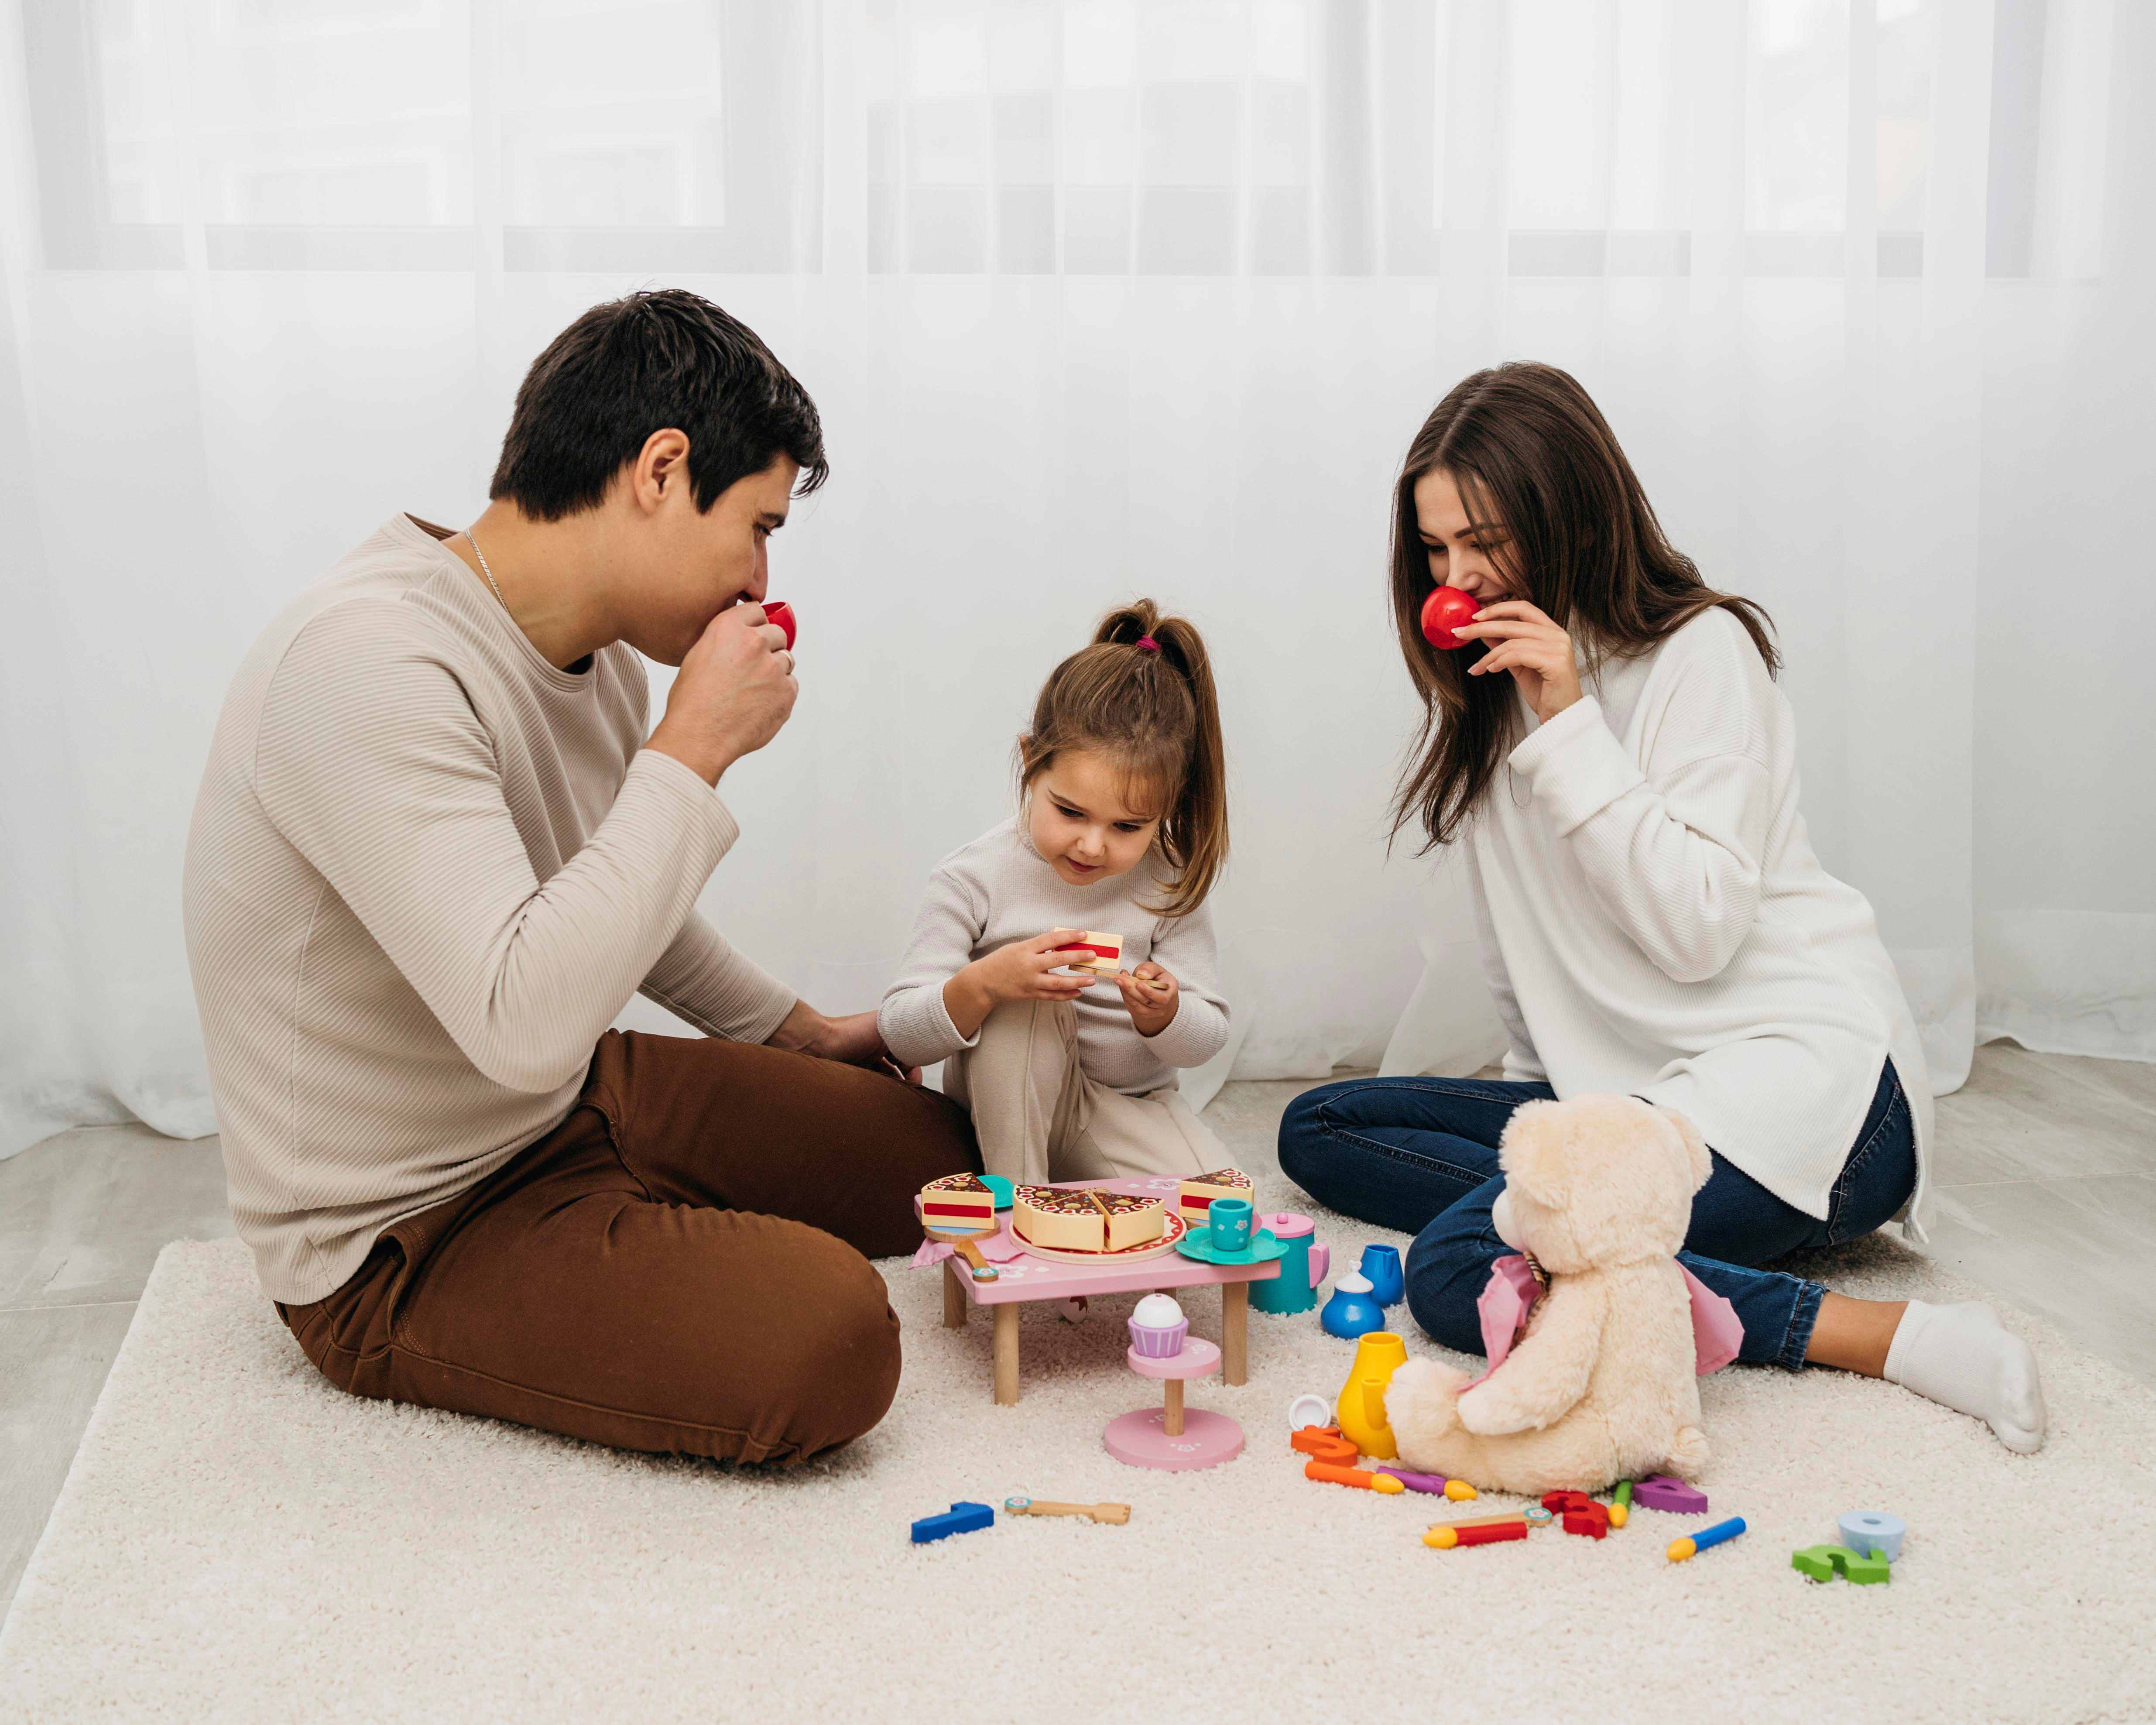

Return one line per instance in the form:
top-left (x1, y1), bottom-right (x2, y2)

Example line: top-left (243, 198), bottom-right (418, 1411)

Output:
top-left (4, 1199), bottom-right (2155, 1724)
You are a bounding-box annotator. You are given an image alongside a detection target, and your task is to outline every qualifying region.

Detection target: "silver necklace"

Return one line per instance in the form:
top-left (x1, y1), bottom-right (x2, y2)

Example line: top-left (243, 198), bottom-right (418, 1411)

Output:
top-left (466, 528), bottom-right (509, 613)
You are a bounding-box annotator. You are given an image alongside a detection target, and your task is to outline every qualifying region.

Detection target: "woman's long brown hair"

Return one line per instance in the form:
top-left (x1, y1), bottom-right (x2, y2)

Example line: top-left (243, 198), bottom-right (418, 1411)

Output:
top-left (1018, 600), bottom-right (1228, 919)
top-left (1391, 362), bottom-right (1779, 851)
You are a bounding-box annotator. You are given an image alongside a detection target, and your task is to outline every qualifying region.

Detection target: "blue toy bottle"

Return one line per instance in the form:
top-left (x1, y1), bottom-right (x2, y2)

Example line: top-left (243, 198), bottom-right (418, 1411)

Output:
top-left (1359, 1243), bottom-right (1404, 1307)
top-left (1320, 1270), bottom-right (1386, 1340)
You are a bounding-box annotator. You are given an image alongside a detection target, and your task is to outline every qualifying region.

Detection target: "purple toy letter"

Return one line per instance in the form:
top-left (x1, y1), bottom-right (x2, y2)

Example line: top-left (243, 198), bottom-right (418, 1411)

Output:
top-left (1632, 1474), bottom-right (1709, 1514)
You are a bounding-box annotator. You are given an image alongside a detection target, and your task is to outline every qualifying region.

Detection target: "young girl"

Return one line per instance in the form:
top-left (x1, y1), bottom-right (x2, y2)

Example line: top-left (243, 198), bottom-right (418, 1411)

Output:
top-left (880, 603), bottom-right (1233, 1186)
top-left (1279, 362), bottom-right (2046, 1453)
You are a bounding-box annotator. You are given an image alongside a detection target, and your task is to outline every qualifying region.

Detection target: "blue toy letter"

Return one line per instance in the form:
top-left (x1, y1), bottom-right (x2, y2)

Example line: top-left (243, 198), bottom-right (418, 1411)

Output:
top-left (912, 1501), bottom-right (996, 1544)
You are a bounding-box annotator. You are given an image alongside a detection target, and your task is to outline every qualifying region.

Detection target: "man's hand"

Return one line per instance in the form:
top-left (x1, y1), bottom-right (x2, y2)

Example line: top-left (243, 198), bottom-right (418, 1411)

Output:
top-left (768, 1001), bottom-right (918, 1082)
top-left (942, 930), bottom-right (1092, 1041)
top-left (647, 603), bottom-right (796, 785)
top-left (1453, 600), bottom-right (1583, 725)
top-left (1115, 962), bottom-right (1179, 1037)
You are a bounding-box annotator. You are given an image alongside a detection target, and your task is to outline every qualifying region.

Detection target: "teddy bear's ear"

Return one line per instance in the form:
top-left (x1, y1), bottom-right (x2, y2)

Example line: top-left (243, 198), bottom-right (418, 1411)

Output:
top-left (1656, 1105), bottom-right (1714, 1193)
top-left (1498, 1100), bottom-right (1572, 1207)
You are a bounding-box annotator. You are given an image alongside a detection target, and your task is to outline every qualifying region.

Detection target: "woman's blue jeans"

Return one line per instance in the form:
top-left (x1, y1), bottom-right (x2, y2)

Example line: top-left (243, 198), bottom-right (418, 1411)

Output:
top-left (1276, 1062), bottom-right (1916, 1370)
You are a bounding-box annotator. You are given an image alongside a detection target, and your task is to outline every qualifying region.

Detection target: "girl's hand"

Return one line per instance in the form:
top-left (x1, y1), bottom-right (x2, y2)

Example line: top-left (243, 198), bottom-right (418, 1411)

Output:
top-left (946, 930), bottom-right (1092, 1033)
top-left (1453, 600), bottom-right (1583, 724)
top-left (943, 931), bottom-right (1092, 1041)
top-left (1116, 962), bottom-right (1179, 1037)
top-left (976, 931), bottom-right (1097, 1005)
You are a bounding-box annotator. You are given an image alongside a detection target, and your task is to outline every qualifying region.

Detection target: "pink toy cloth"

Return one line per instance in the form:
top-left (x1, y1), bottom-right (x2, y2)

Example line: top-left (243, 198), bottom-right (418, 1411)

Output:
top-left (911, 1232), bottom-right (1025, 1269)
top-left (1462, 1254), bottom-right (1741, 1390)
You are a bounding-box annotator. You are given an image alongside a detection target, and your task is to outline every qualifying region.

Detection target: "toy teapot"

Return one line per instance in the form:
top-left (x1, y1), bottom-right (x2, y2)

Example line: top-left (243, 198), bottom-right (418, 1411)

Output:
top-left (1249, 1212), bottom-right (1330, 1316)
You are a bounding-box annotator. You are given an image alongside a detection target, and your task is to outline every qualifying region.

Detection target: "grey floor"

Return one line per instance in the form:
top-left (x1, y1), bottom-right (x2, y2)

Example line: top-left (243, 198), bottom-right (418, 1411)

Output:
top-left (3, 1040), bottom-right (2153, 1632)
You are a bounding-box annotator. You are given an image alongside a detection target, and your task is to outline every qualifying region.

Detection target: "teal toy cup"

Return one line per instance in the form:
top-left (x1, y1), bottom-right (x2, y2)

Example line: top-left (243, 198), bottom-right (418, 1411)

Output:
top-left (1208, 1197), bottom-right (1254, 1252)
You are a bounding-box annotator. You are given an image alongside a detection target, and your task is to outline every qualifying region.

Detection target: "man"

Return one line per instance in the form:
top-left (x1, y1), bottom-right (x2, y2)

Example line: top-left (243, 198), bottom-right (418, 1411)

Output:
top-left (183, 289), bottom-right (976, 1464)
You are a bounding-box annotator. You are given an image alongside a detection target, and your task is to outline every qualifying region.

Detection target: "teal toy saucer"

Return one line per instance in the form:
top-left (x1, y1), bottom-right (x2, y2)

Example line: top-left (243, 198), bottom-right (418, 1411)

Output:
top-left (980, 1175), bottom-right (1015, 1211)
top-left (1175, 1228), bottom-right (1287, 1267)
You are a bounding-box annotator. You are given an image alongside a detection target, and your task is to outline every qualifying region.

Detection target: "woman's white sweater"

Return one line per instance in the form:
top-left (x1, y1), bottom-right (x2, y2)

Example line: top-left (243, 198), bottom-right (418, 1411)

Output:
top-left (1470, 605), bottom-right (1931, 1237)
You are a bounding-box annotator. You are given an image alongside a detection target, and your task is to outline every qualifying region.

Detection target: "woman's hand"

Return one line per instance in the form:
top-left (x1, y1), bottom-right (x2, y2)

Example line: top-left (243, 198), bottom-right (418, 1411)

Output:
top-left (1453, 600), bottom-right (1583, 724)
top-left (942, 931), bottom-right (1092, 1039)
top-left (1115, 962), bottom-right (1179, 1038)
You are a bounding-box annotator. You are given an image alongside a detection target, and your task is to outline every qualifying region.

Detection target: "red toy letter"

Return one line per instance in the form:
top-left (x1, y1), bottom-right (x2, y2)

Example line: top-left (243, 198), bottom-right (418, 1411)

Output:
top-left (1541, 1492), bottom-right (1611, 1538)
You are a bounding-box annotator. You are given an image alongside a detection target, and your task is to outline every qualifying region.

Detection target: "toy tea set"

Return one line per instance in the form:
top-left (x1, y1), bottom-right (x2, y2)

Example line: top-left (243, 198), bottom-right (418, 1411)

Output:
top-left (914, 1166), bottom-right (1324, 1408)
top-left (913, 1094), bottom-right (1910, 1585)
top-left (1293, 1327), bottom-right (1903, 1578)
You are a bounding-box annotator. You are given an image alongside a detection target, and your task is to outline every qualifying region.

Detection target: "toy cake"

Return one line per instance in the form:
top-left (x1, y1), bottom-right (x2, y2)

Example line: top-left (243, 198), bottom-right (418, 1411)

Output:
top-left (1013, 1185), bottom-right (1165, 1253)
top-left (1177, 1167), bottom-right (1253, 1225)
top-left (1054, 930), bottom-right (1123, 977)
top-left (920, 1172), bottom-right (998, 1233)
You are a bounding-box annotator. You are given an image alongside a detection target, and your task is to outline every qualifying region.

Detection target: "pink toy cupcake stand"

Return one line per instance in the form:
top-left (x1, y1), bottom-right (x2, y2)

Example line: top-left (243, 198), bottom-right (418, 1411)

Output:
top-left (1104, 1337), bottom-right (1244, 1471)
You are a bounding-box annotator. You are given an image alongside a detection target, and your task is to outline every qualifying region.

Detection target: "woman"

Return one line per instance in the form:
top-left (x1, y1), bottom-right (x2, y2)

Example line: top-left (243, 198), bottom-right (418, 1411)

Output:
top-left (1279, 364), bottom-right (2044, 1451)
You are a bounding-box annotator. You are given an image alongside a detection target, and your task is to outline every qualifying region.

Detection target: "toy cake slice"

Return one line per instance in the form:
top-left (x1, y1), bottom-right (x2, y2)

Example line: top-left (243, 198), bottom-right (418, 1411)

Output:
top-left (1177, 1167), bottom-right (1253, 1225)
top-left (1012, 1186), bottom-right (1104, 1252)
top-left (1093, 1190), bottom-right (1168, 1251)
top-left (919, 1172), bottom-right (998, 1234)
top-left (1053, 930), bottom-right (1123, 977)
top-left (1013, 1185), bottom-right (1165, 1253)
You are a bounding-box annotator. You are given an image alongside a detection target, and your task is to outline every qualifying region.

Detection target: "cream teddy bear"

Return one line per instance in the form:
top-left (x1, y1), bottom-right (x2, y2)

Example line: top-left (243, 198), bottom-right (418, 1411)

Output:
top-left (1383, 1093), bottom-right (1731, 1497)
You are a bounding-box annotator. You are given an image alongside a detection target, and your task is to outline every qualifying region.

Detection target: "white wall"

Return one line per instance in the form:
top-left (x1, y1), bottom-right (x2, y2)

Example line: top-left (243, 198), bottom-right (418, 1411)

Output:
top-left (3, 0), bottom-right (2150, 1159)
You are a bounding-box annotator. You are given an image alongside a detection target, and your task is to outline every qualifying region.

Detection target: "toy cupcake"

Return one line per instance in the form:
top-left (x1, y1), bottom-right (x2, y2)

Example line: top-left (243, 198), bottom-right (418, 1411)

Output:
top-left (1127, 1293), bottom-right (1188, 1358)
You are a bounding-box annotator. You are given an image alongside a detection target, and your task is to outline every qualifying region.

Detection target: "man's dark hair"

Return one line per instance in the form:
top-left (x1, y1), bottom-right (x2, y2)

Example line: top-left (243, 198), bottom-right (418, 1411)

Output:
top-left (490, 288), bottom-right (827, 520)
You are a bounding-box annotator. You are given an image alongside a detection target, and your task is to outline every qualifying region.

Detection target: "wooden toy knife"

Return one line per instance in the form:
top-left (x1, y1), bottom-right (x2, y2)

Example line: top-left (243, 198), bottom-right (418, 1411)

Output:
top-left (1003, 1497), bottom-right (1131, 1524)
top-left (920, 1219), bottom-right (1000, 1280)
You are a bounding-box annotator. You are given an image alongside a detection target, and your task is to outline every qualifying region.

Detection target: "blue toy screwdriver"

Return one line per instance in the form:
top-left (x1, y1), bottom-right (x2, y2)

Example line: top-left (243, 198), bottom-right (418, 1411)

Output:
top-left (1667, 1516), bottom-right (1747, 1563)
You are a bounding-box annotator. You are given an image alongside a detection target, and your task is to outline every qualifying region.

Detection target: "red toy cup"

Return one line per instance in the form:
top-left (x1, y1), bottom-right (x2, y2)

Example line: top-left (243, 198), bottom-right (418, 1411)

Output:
top-left (1419, 586), bottom-right (1478, 651)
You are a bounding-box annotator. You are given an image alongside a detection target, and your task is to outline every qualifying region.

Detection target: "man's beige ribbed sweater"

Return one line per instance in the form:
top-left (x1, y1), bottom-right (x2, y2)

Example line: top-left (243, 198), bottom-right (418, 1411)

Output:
top-left (182, 516), bottom-right (797, 1304)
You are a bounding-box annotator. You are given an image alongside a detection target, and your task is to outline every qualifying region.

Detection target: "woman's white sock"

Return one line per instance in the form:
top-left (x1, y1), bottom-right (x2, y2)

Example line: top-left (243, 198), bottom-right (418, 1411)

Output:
top-left (1882, 1300), bottom-right (2046, 1453)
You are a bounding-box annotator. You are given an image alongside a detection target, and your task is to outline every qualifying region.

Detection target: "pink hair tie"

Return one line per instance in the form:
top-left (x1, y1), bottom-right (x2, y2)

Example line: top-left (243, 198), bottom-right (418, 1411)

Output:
top-left (1135, 635), bottom-right (1159, 653)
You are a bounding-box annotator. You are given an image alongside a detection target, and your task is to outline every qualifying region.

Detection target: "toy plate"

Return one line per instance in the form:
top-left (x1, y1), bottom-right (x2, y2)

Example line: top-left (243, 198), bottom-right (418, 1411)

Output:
top-left (1015, 1207), bottom-right (1189, 1265)
top-left (1175, 1228), bottom-right (1287, 1267)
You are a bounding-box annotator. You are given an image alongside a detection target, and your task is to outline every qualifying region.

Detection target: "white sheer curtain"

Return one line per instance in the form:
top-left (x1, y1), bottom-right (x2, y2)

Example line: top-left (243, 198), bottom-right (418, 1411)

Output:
top-left (3, 0), bottom-right (2149, 1159)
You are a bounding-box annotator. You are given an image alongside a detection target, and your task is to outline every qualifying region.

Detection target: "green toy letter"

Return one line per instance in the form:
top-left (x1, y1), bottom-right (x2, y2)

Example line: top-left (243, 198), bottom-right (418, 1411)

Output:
top-left (1791, 1544), bottom-right (1891, 1585)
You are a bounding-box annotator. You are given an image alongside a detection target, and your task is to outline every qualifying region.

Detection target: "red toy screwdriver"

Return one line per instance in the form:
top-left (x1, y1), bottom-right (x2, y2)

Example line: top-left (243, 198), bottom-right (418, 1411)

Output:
top-left (1419, 586), bottom-right (1478, 651)
top-left (1423, 1516), bottom-right (1529, 1549)
top-left (762, 600), bottom-right (797, 651)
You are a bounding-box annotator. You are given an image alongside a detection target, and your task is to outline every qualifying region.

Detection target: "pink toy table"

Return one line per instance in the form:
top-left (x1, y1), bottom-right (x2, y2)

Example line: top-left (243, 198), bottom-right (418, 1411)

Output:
top-left (925, 1176), bottom-right (1282, 1406)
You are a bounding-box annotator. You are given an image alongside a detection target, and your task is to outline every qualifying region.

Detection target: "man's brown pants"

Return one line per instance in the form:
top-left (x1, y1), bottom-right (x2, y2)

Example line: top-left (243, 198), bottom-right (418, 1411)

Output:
top-left (278, 1031), bottom-right (978, 1466)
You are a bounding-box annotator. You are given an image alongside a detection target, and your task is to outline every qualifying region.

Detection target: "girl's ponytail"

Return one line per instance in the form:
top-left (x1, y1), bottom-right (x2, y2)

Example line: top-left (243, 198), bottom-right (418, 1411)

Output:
top-left (1020, 600), bottom-right (1230, 919)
